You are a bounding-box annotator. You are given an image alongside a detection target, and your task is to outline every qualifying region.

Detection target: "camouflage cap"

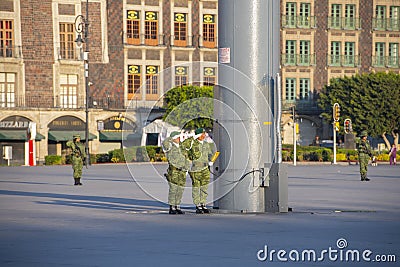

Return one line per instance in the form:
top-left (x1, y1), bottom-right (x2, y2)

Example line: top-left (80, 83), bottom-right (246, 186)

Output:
top-left (360, 131), bottom-right (368, 137)
top-left (195, 128), bottom-right (205, 135)
top-left (73, 134), bottom-right (81, 139)
top-left (170, 131), bottom-right (181, 139)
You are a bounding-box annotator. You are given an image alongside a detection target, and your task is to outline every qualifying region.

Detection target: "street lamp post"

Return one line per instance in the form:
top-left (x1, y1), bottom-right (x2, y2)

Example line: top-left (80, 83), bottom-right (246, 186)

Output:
top-left (75, 0), bottom-right (90, 167)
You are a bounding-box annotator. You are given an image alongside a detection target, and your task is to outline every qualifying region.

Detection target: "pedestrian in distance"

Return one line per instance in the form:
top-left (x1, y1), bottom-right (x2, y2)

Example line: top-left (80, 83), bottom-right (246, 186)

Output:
top-left (66, 134), bottom-right (86, 185)
top-left (182, 128), bottom-right (216, 214)
top-left (162, 131), bottom-right (189, 215)
top-left (356, 131), bottom-right (372, 181)
top-left (389, 144), bottom-right (397, 165)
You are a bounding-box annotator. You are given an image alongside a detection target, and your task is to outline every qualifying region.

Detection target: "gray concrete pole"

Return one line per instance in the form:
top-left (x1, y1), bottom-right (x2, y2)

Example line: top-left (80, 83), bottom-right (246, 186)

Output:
top-left (214, 0), bottom-right (281, 212)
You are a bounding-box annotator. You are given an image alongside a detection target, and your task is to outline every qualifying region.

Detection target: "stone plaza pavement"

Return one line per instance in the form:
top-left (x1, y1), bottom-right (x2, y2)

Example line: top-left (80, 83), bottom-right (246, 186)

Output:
top-left (0, 163), bottom-right (399, 267)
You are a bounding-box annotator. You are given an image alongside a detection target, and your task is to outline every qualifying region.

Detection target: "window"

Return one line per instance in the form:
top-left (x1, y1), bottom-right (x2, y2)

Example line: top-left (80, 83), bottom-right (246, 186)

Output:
top-left (175, 66), bottom-right (188, 87)
top-left (375, 42), bottom-right (385, 66)
top-left (59, 23), bottom-right (75, 60)
top-left (285, 2), bottom-right (296, 27)
top-left (299, 40), bottom-right (310, 65)
top-left (331, 4), bottom-right (342, 28)
top-left (0, 20), bottom-right (14, 57)
top-left (0, 73), bottom-right (15, 107)
top-left (299, 79), bottom-right (310, 100)
top-left (174, 13), bottom-right (187, 46)
top-left (375, 6), bottom-right (386, 29)
top-left (344, 42), bottom-right (355, 66)
top-left (299, 3), bottom-right (311, 28)
top-left (285, 78), bottom-right (296, 101)
top-left (389, 6), bottom-right (400, 30)
top-left (59, 74), bottom-right (78, 108)
top-left (145, 12), bottom-right (158, 46)
top-left (344, 4), bottom-right (356, 29)
top-left (127, 11), bottom-right (140, 45)
top-left (145, 66), bottom-right (159, 100)
top-left (203, 14), bottom-right (216, 48)
top-left (388, 43), bottom-right (399, 67)
top-left (128, 65), bottom-right (142, 100)
top-left (330, 42), bottom-right (341, 66)
top-left (203, 67), bottom-right (216, 86)
top-left (285, 40), bottom-right (296, 65)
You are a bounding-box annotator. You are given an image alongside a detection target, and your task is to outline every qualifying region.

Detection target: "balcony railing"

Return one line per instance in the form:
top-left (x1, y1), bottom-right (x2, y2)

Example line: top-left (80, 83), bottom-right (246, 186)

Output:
top-left (281, 54), bottom-right (316, 66)
top-left (0, 95), bottom-right (126, 110)
top-left (124, 33), bottom-right (166, 46)
top-left (199, 35), bottom-right (218, 49)
top-left (372, 56), bottom-right (400, 68)
top-left (170, 35), bottom-right (195, 47)
top-left (0, 45), bottom-right (23, 59)
top-left (372, 18), bottom-right (400, 31)
top-left (282, 99), bottom-right (321, 114)
top-left (327, 55), bottom-right (360, 67)
top-left (56, 45), bottom-right (83, 61)
top-left (328, 17), bottom-right (361, 30)
top-left (281, 15), bottom-right (317, 28)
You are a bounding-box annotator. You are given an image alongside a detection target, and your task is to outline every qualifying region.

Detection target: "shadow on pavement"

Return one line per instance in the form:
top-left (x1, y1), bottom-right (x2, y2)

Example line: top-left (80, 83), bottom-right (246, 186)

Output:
top-left (0, 189), bottom-right (166, 212)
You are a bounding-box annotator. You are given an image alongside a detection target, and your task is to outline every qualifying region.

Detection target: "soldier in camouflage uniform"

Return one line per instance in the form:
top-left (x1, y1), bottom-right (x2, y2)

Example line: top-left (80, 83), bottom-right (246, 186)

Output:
top-left (66, 134), bottom-right (86, 185)
top-left (162, 131), bottom-right (189, 214)
top-left (182, 128), bottom-right (216, 214)
top-left (356, 131), bottom-right (372, 181)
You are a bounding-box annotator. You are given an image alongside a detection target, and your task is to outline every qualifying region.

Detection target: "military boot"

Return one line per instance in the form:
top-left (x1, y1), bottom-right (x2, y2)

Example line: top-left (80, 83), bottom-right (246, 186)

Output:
top-left (196, 206), bottom-right (204, 214)
top-left (169, 205), bottom-right (177, 214)
top-left (201, 204), bottom-right (210, 214)
top-left (175, 206), bottom-right (185, 214)
top-left (74, 178), bottom-right (79, 185)
top-left (78, 178), bottom-right (83, 185)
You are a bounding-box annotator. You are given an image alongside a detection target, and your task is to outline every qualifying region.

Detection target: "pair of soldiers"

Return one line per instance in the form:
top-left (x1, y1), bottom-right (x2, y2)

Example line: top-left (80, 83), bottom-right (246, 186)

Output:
top-left (356, 131), bottom-right (372, 181)
top-left (162, 128), bottom-right (216, 214)
top-left (66, 134), bottom-right (86, 185)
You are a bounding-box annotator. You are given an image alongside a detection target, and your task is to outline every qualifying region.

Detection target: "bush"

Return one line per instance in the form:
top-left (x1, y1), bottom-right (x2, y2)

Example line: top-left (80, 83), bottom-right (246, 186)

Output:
top-left (45, 155), bottom-right (62, 165)
top-left (96, 153), bottom-right (110, 163)
top-left (282, 150), bottom-right (293, 161)
top-left (281, 145), bottom-right (333, 162)
top-left (321, 149), bottom-right (332, 162)
top-left (106, 146), bottom-right (167, 163)
top-left (146, 146), bottom-right (157, 162)
top-left (109, 149), bottom-right (125, 163)
top-left (90, 154), bottom-right (97, 164)
top-left (136, 147), bottom-right (150, 162)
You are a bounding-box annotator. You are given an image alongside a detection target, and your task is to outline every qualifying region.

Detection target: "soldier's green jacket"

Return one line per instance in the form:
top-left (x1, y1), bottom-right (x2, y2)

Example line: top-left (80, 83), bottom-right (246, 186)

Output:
top-left (356, 139), bottom-right (372, 157)
top-left (66, 141), bottom-right (86, 161)
top-left (66, 140), bottom-right (86, 179)
top-left (182, 137), bottom-right (216, 172)
top-left (162, 137), bottom-right (189, 171)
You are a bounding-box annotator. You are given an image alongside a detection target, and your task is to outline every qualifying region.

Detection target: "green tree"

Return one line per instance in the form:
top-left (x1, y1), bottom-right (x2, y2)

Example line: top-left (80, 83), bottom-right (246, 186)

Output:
top-left (318, 72), bottom-right (400, 149)
top-left (163, 85), bottom-right (214, 129)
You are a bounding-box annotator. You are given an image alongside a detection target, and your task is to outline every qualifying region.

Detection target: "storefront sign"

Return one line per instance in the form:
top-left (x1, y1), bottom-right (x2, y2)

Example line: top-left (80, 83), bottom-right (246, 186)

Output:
top-left (48, 116), bottom-right (85, 130)
top-left (0, 116), bottom-right (30, 129)
top-left (102, 116), bottom-right (136, 132)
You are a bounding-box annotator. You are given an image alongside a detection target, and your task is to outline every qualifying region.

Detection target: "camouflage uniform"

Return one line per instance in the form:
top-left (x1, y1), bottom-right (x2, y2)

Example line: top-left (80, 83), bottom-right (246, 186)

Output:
top-left (162, 132), bottom-right (189, 214)
top-left (182, 128), bottom-right (216, 213)
top-left (356, 131), bottom-right (372, 181)
top-left (66, 135), bottom-right (86, 185)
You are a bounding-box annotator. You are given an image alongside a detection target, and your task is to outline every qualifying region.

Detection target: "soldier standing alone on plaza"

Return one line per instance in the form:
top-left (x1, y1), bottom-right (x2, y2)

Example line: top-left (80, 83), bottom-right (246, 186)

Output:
top-left (66, 134), bottom-right (86, 185)
top-left (356, 131), bottom-right (373, 181)
top-left (162, 131), bottom-right (189, 214)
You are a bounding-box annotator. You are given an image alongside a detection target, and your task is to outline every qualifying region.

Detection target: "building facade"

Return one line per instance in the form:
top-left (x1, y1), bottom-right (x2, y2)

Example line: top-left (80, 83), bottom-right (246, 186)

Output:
top-left (281, 0), bottom-right (400, 146)
top-left (0, 0), bottom-right (218, 165)
top-left (1, 0), bottom-right (399, 164)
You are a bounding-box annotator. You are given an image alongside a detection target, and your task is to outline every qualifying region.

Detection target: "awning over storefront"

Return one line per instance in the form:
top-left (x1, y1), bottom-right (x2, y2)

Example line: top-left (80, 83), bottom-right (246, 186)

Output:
top-left (99, 131), bottom-right (129, 141)
top-left (0, 130), bottom-right (45, 141)
top-left (48, 131), bottom-right (96, 142)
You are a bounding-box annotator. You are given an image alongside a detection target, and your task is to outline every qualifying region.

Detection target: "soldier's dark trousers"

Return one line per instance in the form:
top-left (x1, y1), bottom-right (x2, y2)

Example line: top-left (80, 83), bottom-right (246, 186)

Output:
top-left (359, 153), bottom-right (369, 180)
